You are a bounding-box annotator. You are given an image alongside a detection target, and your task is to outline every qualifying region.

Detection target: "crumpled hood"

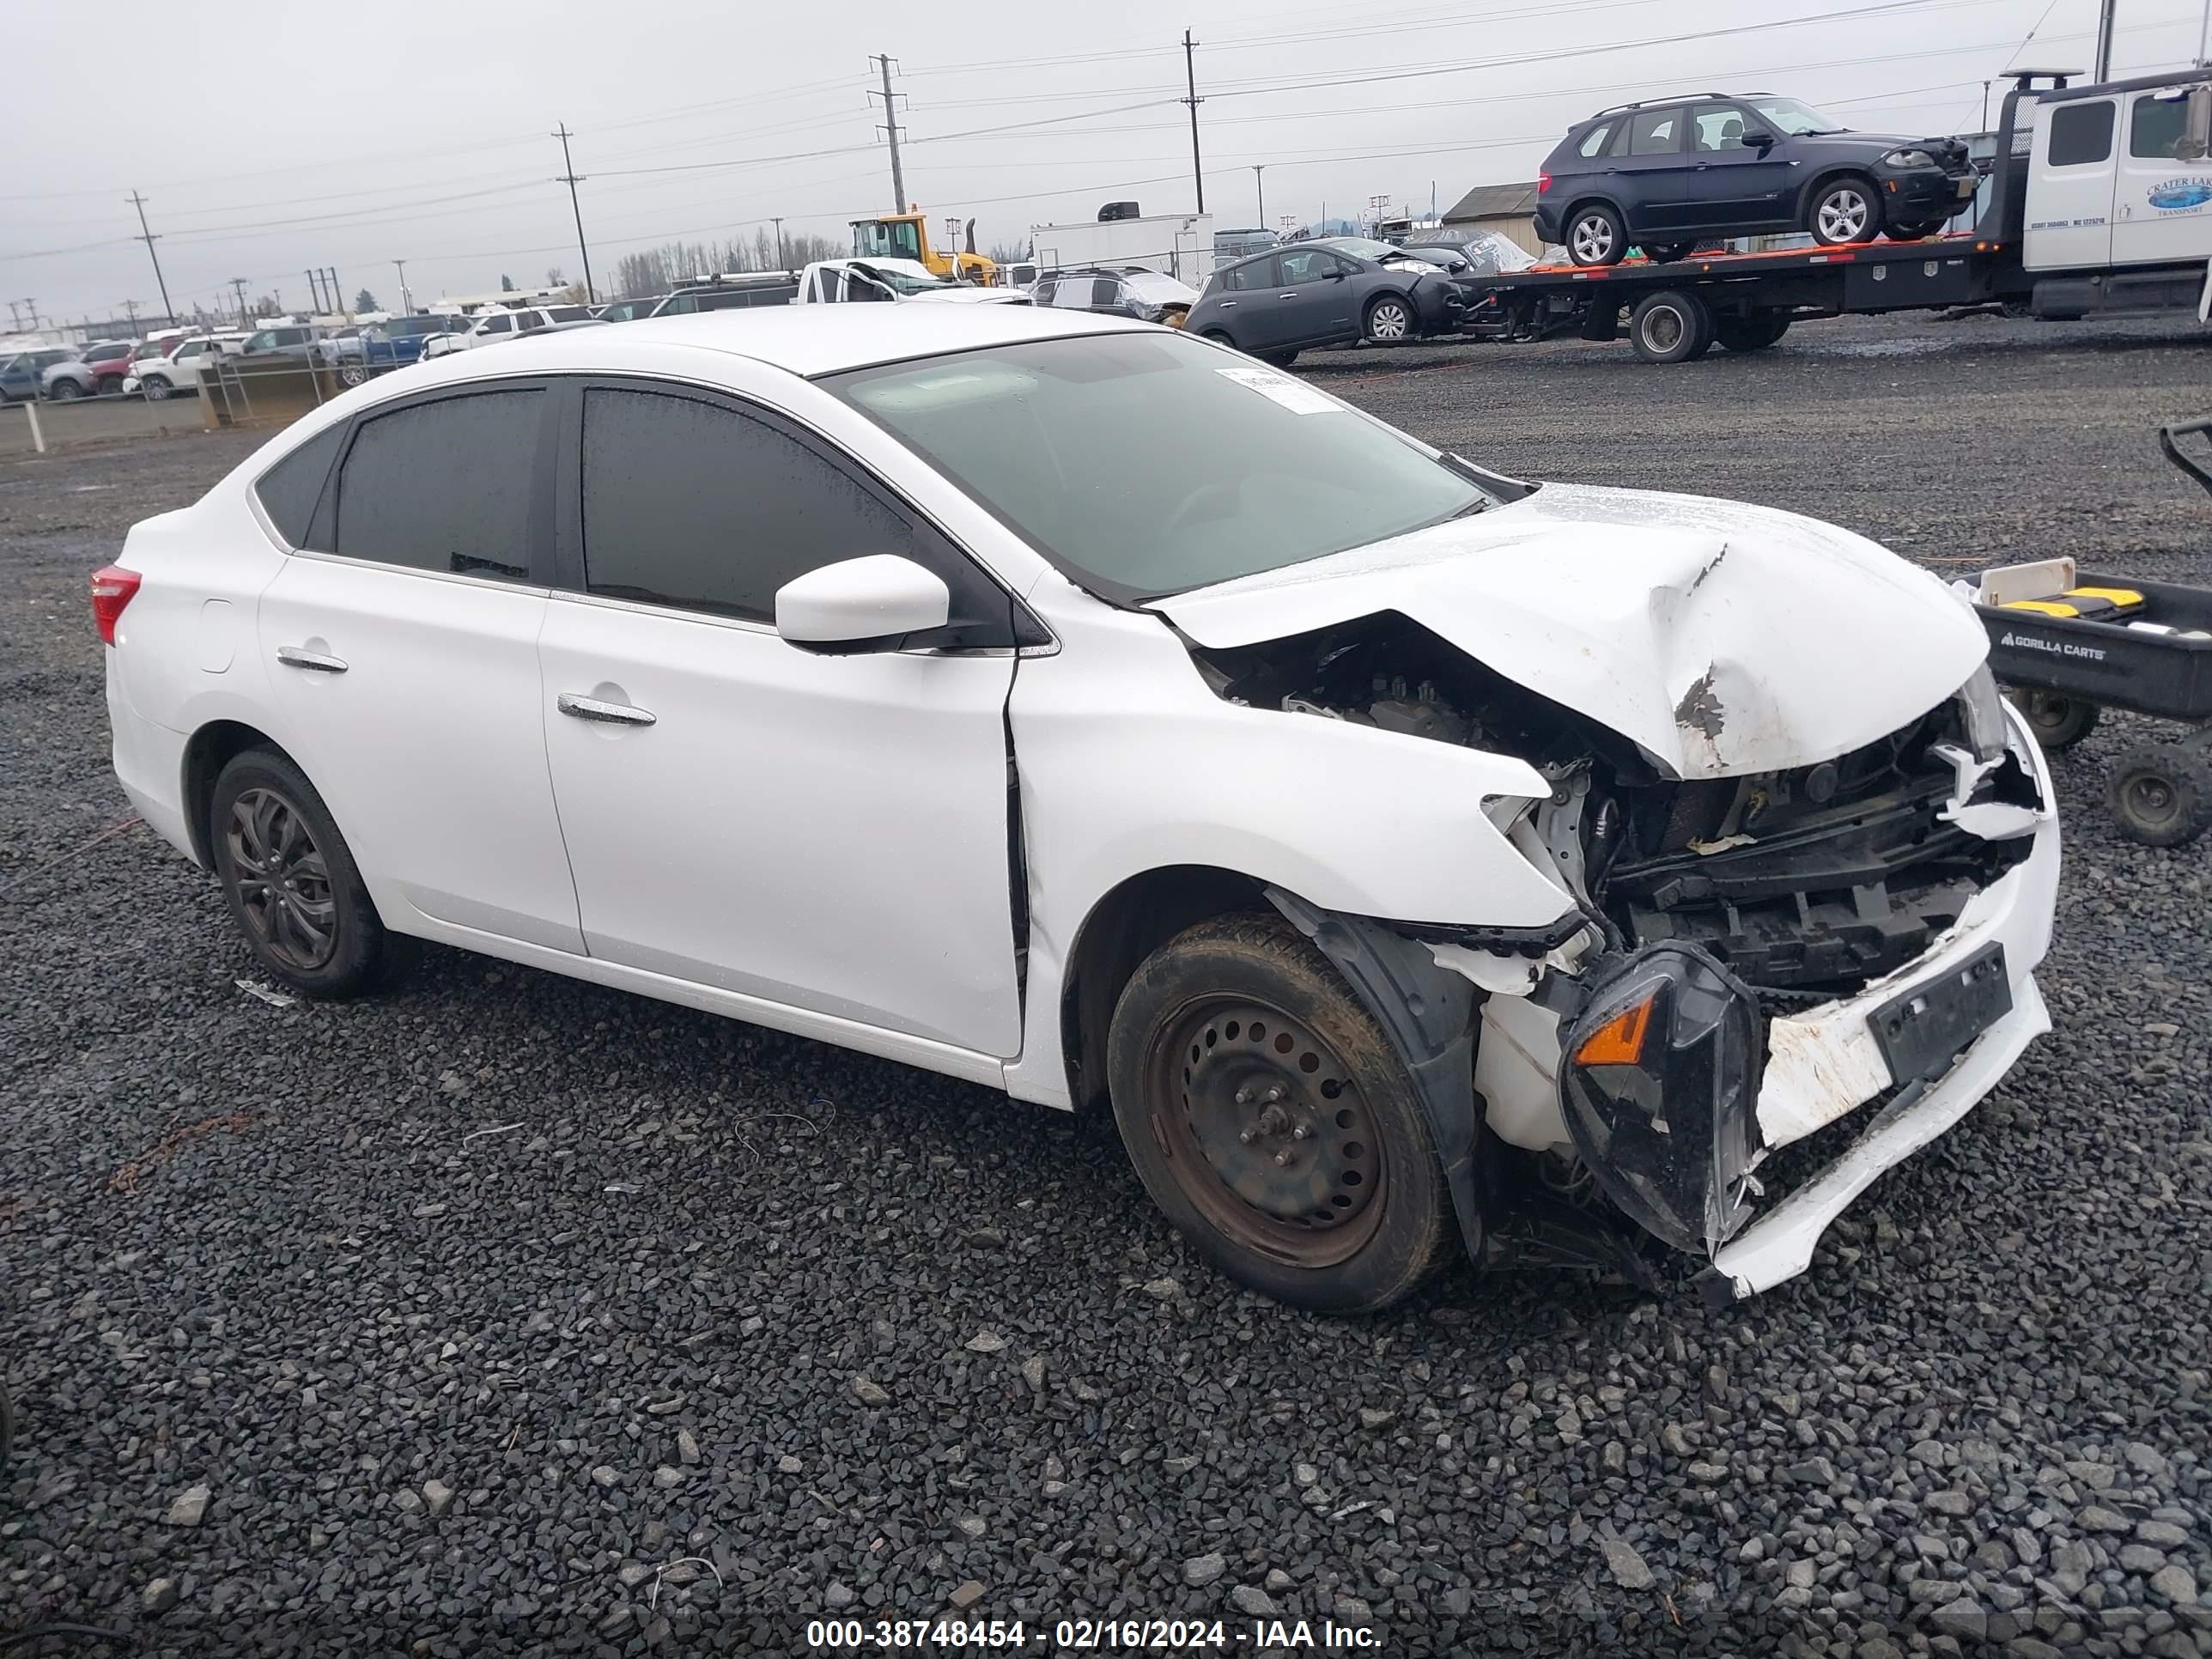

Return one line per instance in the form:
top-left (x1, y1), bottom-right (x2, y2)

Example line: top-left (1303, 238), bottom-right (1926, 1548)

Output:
top-left (1148, 482), bottom-right (1989, 779)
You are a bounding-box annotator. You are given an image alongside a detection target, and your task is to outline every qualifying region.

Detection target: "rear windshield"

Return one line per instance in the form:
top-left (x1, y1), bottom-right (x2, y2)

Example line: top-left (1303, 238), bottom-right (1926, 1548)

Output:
top-left (825, 332), bottom-right (1490, 605)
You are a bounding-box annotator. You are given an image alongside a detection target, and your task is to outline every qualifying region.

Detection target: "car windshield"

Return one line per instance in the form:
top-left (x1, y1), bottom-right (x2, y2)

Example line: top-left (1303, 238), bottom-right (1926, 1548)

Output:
top-left (385, 316), bottom-right (438, 336)
top-left (1397, 246), bottom-right (1464, 268)
top-left (1315, 236), bottom-right (1399, 261)
top-left (1748, 95), bottom-right (1843, 135)
top-left (855, 263), bottom-right (956, 295)
top-left (827, 333), bottom-right (1491, 605)
top-left (546, 305), bottom-right (592, 322)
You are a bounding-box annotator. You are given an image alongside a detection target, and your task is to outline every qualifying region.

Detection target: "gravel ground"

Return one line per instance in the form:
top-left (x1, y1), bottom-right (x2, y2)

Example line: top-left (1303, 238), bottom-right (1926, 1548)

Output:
top-left (3, 313), bottom-right (2209, 1658)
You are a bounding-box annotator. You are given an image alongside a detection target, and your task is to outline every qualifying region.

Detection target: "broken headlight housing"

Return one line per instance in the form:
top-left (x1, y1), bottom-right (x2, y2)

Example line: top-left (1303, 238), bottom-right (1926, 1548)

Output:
top-left (1957, 663), bottom-right (2010, 762)
top-left (1882, 147), bottom-right (1937, 168)
top-left (1557, 941), bottom-right (1767, 1255)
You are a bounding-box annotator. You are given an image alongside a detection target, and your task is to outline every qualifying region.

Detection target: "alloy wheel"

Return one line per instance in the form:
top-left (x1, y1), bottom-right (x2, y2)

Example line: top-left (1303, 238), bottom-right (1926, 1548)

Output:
top-left (1816, 187), bottom-right (1871, 242)
top-left (1571, 216), bottom-right (1615, 264)
top-left (1146, 995), bottom-right (1388, 1269)
top-left (223, 787), bottom-right (338, 972)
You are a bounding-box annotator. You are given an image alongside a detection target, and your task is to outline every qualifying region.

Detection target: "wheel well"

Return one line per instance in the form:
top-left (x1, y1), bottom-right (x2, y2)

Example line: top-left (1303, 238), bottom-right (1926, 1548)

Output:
top-left (1059, 865), bottom-right (1267, 1113)
top-left (1798, 167), bottom-right (1877, 223)
top-left (180, 720), bottom-right (287, 869)
top-left (1560, 195), bottom-right (1622, 232)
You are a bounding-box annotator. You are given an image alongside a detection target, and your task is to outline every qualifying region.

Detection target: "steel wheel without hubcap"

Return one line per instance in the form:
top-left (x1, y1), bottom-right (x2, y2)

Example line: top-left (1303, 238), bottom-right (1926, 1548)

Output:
top-left (1814, 184), bottom-right (1875, 244)
top-left (1146, 995), bottom-right (1387, 1268)
top-left (223, 786), bottom-right (339, 972)
top-left (1365, 298), bottom-right (1412, 341)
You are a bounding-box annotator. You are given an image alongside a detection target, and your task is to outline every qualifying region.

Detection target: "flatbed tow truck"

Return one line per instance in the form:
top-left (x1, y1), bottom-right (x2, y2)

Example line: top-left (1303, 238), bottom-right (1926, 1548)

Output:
top-left (1468, 69), bottom-right (2212, 362)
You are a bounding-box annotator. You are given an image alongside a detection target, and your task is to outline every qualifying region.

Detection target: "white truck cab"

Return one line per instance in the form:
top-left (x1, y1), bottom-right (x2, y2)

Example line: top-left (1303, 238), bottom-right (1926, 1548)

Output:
top-left (2024, 72), bottom-right (2211, 275)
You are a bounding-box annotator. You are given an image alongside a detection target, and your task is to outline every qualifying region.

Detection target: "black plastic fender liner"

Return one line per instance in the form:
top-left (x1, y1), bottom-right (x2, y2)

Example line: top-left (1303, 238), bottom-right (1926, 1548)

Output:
top-left (1266, 888), bottom-right (1486, 1264)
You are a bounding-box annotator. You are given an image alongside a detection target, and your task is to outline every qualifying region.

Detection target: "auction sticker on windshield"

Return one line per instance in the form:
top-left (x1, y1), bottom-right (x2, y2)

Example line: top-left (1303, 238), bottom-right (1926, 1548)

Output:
top-left (1214, 365), bottom-right (1339, 415)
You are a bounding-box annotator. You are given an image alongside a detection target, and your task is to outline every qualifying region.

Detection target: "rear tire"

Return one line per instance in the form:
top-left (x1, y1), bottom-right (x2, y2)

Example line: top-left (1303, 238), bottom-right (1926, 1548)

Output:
top-left (1106, 912), bottom-right (1452, 1314)
top-left (1629, 289), bottom-right (1713, 364)
top-left (1808, 175), bottom-right (1884, 246)
top-left (2109, 742), bottom-right (2212, 848)
top-left (1713, 311), bottom-right (1792, 352)
top-left (50, 380), bottom-right (83, 401)
top-left (96, 374), bottom-right (125, 396)
top-left (1566, 203), bottom-right (1627, 267)
top-left (2008, 689), bottom-right (2100, 751)
top-left (210, 749), bottom-right (414, 998)
top-left (1257, 349), bottom-right (1300, 368)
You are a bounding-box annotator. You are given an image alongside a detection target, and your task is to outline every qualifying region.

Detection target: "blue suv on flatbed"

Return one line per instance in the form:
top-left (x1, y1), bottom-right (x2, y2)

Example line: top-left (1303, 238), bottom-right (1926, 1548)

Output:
top-left (1534, 93), bottom-right (1978, 266)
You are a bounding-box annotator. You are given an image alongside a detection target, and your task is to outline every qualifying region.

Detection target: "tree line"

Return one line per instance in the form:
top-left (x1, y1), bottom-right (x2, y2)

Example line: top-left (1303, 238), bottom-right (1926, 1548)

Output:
top-left (611, 227), bottom-right (846, 299)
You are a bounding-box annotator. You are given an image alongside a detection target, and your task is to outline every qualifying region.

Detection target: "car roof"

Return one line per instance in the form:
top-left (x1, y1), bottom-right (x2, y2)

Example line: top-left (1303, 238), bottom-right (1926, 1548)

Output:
top-left (390, 303), bottom-right (1148, 388)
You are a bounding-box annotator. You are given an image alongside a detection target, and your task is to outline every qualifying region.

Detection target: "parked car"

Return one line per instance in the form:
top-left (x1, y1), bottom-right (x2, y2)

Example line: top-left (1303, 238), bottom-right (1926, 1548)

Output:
top-left (329, 315), bottom-right (474, 383)
top-left (1184, 239), bottom-right (1465, 366)
top-left (1400, 228), bottom-right (1538, 277)
top-left (1535, 93), bottom-right (1979, 266)
top-left (43, 340), bottom-right (138, 400)
top-left (131, 337), bottom-right (223, 401)
top-left (418, 305), bottom-right (599, 359)
top-left (234, 325), bottom-right (329, 362)
top-left (1033, 267), bottom-right (1200, 325)
top-left (315, 325), bottom-right (368, 362)
top-left (594, 296), bottom-right (665, 324)
top-left (93, 306), bottom-right (2058, 1314)
top-left (646, 275), bottom-right (801, 317)
top-left (1, 346), bottom-right (78, 404)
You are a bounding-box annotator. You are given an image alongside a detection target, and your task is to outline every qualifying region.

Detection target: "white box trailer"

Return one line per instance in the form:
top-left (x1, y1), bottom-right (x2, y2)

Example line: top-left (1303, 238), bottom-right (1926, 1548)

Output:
top-left (1029, 213), bottom-right (1216, 286)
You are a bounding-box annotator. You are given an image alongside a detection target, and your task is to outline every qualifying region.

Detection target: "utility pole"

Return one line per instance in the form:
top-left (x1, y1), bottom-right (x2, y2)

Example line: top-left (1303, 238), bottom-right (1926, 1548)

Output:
top-left (307, 270), bottom-right (325, 313)
top-left (121, 299), bottom-right (139, 332)
top-left (1182, 30), bottom-right (1206, 214)
top-left (393, 259), bottom-right (411, 314)
top-left (868, 56), bottom-right (908, 212)
top-left (127, 191), bottom-right (175, 327)
top-left (772, 216), bottom-right (787, 270)
top-left (23, 300), bottom-right (38, 331)
top-left (229, 277), bottom-right (250, 327)
top-left (1250, 165), bottom-right (1265, 228)
top-left (2198, 0), bottom-right (2209, 66)
top-left (552, 125), bottom-right (596, 303)
top-left (2092, 0), bottom-right (2116, 80)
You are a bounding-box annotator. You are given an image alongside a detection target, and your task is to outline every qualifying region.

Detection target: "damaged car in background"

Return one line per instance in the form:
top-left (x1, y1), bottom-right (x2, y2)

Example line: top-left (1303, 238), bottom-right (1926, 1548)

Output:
top-left (97, 307), bottom-right (2057, 1314)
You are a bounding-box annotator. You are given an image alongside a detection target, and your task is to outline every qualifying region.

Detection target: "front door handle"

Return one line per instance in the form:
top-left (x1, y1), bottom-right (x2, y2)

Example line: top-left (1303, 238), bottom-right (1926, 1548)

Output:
top-left (276, 645), bottom-right (348, 674)
top-left (557, 692), bottom-right (656, 727)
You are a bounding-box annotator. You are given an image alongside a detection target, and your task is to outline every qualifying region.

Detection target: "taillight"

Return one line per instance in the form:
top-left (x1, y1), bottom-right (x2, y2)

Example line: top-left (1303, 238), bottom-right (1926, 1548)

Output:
top-left (90, 564), bottom-right (141, 646)
top-left (1538, 170), bottom-right (1553, 196)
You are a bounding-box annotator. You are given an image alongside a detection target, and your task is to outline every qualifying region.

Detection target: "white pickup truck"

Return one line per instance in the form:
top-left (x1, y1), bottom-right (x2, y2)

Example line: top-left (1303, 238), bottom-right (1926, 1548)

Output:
top-left (792, 258), bottom-right (1032, 307)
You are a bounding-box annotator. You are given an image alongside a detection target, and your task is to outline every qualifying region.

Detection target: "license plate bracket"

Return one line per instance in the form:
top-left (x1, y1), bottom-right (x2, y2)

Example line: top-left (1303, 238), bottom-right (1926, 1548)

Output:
top-left (1871, 942), bottom-right (2011, 1084)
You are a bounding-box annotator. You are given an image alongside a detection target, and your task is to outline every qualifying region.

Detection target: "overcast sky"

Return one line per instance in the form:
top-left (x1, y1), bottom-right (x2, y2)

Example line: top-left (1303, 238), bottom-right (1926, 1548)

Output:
top-left (4, 0), bottom-right (2203, 325)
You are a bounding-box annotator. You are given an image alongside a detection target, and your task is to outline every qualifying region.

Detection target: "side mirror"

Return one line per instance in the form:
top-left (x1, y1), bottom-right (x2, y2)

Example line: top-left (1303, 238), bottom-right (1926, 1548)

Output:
top-left (1743, 128), bottom-right (1778, 149)
top-left (2181, 85), bottom-right (2212, 162)
top-left (1324, 269), bottom-right (1347, 282)
top-left (775, 554), bottom-right (950, 653)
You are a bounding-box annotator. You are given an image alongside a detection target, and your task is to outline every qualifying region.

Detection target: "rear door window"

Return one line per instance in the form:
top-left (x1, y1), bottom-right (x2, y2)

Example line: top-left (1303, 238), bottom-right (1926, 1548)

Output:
top-left (1578, 122), bottom-right (1613, 157)
top-left (332, 390), bottom-right (544, 580)
top-left (1627, 106), bottom-right (1685, 155)
top-left (2049, 100), bottom-right (2116, 166)
top-left (1222, 256), bottom-right (1279, 291)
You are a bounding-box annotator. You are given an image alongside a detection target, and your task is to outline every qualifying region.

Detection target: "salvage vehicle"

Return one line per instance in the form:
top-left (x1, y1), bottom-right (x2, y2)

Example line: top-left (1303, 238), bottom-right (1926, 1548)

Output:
top-left (95, 307), bottom-right (2058, 1312)
top-left (1185, 239), bottom-right (1467, 367)
top-left (793, 258), bottom-right (1032, 307)
top-left (1475, 70), bottom-right (2212, 362)
top-left (1031, 266), bottom-right (1200, 325)
top-left (1535, 92), bottom-right (1978, 265)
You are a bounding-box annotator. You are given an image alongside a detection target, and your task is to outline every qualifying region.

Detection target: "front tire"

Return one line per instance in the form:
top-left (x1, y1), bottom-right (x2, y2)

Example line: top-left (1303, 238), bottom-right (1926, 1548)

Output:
top-left (50, 380), bottom-right (83, 401)
top-left (141, 374), bottom-right (173, 401)
top-left (1106, 913), bottom-right (1452, 1313)
top-left (1643, 241), bottom-right (1696, 264)
top-left (96, 374), bottom-right (125, 396)
top-left (1566, 203), bottom-right (1626, 267)
top-left (210, 749), bottom-right (411, 998)
top-left (1364, 295), bottom-right (1414, 342)
top-left (1808, 176), bottom-right (1884, 246)
top-left (1887, 219), bottom-right (1942, 241)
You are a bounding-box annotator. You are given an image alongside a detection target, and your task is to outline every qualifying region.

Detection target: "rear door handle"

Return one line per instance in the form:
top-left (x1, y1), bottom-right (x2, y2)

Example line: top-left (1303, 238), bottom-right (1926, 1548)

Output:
top-left (276, 645), bottom-right (347, 674)
top-left (556, 692), bottom-right (656, 727)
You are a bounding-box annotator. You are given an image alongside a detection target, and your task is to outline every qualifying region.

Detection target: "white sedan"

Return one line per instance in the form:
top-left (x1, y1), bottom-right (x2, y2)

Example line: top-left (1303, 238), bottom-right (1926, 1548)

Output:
top-left (94, 307), bottom-right (2058, 1311)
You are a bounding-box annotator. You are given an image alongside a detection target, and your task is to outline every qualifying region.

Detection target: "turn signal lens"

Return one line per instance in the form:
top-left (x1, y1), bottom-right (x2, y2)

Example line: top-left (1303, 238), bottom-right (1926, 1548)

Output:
top-left (1574, 993), bottom-right (1656, 1066)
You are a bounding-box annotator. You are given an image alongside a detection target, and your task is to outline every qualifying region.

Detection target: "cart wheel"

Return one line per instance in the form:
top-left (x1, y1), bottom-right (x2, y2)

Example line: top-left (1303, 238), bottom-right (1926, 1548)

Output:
top-left (2008, 688), bottom-right (2100, 751)
top-left (2109, 742), bottom-right (2212, 848)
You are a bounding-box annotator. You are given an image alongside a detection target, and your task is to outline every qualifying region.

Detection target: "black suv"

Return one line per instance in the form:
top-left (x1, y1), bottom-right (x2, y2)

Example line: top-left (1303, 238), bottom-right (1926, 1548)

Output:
top-left (1534, 93), bottom-right (1977, 266)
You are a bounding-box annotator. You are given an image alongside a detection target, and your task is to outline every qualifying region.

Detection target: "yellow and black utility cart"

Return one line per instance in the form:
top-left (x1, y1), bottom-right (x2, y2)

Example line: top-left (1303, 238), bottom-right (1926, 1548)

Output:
top-left (1972, 419), bottom-right (2212, 848)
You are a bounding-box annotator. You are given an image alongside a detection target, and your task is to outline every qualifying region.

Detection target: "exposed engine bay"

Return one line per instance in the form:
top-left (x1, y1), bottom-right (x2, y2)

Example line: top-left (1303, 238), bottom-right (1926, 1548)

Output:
top-left (1193, 610), bottom-right (2037, 1000)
